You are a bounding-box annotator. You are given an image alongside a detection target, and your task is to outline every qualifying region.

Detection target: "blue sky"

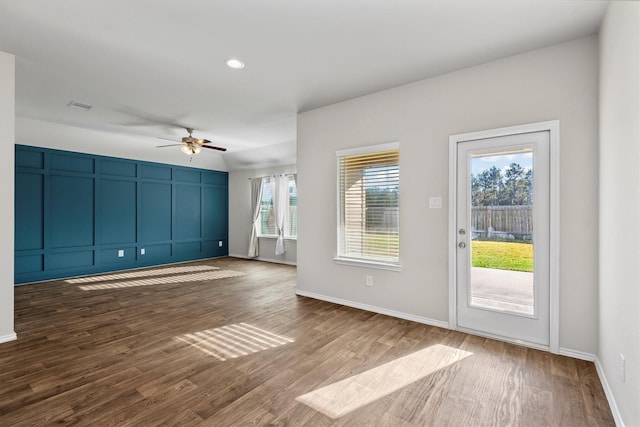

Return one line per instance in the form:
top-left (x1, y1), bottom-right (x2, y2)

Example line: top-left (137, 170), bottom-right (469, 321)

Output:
top-left (364, 166), bottom-right (399, 190)
top-left (471, 152), bottom-right (533, 176)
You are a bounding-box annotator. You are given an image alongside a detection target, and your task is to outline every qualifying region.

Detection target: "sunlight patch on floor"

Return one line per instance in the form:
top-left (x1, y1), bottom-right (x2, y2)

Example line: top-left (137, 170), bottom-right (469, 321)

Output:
top-left (77, 269), bottom-right (244, 290)
top-left (296, 344), bottom-right (473, 419)
top-left (66, 265), bottom-right (220, 284)
top-left (175, 323), bottom-right (294, 361)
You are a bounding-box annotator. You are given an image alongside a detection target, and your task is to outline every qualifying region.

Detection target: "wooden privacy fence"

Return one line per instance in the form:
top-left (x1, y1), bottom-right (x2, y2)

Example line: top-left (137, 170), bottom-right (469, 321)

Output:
top-left (471, 205), bottom-right (532, 240)
top-left (365, 207), bottom-right (399, 233)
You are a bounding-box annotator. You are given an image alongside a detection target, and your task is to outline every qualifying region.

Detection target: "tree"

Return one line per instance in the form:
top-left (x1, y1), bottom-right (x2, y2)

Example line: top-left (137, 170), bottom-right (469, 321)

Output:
top-left (472, 166), bottom-right (503, 206)
top-left (471, 163), bottom-right (532, 207)
top-left (365, 187), bottom-right (399, 207)
top-left (501, 163), bottom-right (531, 205)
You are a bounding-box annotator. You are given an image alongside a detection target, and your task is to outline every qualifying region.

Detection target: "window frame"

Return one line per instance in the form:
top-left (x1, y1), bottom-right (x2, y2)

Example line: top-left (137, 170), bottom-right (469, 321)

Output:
top-left (335, 142), bottom-right (402, 271)
top-left (257, 174), bottom-right (297, 240)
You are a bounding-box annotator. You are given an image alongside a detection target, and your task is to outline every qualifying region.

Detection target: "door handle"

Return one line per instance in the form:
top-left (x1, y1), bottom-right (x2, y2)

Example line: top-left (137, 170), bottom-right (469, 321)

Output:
top-left (458, 242), bottom-right (466, 249)
top-left (458, 228), bottom-right (466, 235)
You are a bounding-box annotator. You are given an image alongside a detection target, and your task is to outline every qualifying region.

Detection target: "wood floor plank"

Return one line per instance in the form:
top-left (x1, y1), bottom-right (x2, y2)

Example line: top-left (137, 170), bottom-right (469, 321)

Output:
top-left (0, 257), bottom-right (615, 426)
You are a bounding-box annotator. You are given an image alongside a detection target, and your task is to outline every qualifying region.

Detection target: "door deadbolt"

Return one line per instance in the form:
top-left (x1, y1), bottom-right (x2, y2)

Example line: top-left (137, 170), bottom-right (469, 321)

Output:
top-left (458, 228), bottom-right (466, 235)
top-left (458, 242), bottom-right (466, 249)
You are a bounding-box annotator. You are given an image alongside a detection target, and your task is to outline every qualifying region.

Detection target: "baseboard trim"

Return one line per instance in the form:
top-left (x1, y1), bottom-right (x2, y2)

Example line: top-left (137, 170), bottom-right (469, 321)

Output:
top-left (15, 256), bottom-right (229, 286)
top-left (229, 254), bottom-right (297, 266)
top-left (295, 289), bottom-right (623, 425)
top-left (294, 289), bottom-right (601, 363)
top-left (595, 356), bottom-right (626, 427)
top-left (0, 332), bottom-right (17, 344)
top-left (558, 347), bottom-right (596, 362)
top-left (294, 289), bottom-right (449, 329)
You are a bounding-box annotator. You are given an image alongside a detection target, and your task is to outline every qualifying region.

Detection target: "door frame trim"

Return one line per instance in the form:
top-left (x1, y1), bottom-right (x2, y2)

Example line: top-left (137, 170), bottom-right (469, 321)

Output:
top-left (448, 120), bottom-right (560, 353)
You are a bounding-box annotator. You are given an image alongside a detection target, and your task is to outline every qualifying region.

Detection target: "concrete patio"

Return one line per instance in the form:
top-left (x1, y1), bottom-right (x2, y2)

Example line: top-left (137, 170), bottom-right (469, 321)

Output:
top-left (470, 267), bottom-right (534, 315)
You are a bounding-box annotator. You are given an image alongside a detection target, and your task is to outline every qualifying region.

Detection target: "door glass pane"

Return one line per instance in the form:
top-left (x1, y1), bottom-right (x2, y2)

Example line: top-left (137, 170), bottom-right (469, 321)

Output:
top-left (469, 149), bottom-right (534, 315)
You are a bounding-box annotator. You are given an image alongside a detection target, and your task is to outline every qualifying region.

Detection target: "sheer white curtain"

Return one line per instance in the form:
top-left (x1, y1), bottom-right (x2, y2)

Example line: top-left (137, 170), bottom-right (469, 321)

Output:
top-left (272, 175), bottom-right (289, 255)
top-left (248, 177), bottom-right (263, 257)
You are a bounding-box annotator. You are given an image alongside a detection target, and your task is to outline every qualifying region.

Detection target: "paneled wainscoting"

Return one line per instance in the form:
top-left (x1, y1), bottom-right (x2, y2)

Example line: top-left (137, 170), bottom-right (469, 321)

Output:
top-left (15, 145), bottom-right (228, 284)
top-left (0, 258), bottom-right (613, 426)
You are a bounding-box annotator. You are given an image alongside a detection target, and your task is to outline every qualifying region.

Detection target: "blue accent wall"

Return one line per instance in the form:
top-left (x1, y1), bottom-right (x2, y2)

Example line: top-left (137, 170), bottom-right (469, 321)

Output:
top-left (14, 145), bottom-right (228, 284)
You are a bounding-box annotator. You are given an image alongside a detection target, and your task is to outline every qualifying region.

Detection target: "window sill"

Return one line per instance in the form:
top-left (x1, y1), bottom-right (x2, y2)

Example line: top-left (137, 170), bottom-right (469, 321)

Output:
top-left (258, 235), bottom-right (297, 241)
top-left (334, 257), bottom-right (402, 272)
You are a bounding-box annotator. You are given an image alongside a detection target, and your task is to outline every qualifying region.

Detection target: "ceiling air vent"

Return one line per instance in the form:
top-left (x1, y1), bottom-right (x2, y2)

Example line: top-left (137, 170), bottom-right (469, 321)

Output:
top-left (66, 100), bottom-right (93, 111)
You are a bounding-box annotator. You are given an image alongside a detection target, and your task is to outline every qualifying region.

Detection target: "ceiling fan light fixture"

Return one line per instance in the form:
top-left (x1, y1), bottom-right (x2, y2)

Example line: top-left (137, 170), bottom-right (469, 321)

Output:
top-left (157, 128), bottom-right (226, 154)
top-left (181, 144), bottom-right (201, 155)
top-left (225, 58), bottom-right (245, 69)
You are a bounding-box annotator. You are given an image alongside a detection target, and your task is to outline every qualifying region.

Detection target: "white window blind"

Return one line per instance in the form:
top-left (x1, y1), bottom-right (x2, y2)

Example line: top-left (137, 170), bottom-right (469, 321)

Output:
top-left (337, 144), bottom-right (399, 264)
top-left (259, 175), bottom-right (297, 238)
top-left (288, 177), bottom-right (297, 237)
top-left (260, 178), bottom-right (276, 235)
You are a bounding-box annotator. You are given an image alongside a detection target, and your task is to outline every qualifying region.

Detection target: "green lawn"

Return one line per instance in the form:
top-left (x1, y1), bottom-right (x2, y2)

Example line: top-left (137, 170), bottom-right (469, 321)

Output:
top-left (361, 235), bottom-right (532, 273)
top-left (364, 233), bottom-right (399, 257)
top-left (472, 240), bottom-right (533, 272)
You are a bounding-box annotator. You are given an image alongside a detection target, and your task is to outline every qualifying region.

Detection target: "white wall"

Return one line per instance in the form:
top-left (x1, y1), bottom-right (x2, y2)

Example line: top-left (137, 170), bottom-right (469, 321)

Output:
top-left (15, 117), bottom-right (228, 172)
top-left (297, 36), bottom-right (599, 354)
top-left (598, 2), bottom-right (640, 425)
top-left (0, 51), bottom-right (15, 343)
top-left (229, 164), bottom-right (297, 265)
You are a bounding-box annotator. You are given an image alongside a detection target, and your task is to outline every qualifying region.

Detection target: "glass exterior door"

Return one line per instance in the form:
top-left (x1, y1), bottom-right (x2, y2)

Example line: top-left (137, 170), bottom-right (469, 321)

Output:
top-left (456, 131), bottom-right (550, 346)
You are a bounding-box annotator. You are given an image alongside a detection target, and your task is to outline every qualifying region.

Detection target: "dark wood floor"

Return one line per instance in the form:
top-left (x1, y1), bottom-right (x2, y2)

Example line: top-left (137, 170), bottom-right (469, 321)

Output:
top-left (1, 257), bottom-right (614, 426)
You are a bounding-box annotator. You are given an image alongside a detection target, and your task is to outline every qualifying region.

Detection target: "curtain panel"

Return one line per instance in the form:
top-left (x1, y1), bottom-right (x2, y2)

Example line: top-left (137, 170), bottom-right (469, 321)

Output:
top-left (272, 175), bottom-right (289, 255)
top-left (248, 177), bottom-right (263, 257)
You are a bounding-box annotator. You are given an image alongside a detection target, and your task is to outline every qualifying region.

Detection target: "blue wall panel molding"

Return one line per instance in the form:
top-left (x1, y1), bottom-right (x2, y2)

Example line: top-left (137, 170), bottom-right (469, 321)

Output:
top-left (99, 179), bottom-right (137, 245)
top-left (139, 182), bottom-right (172, 242)
top-left (14, 145), bottom-right (228, 284)
top-left (175, 185), bottom-right (201, 240)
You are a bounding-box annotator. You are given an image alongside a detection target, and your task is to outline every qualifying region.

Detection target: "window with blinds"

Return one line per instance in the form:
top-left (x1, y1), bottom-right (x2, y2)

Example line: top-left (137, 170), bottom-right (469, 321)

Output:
top-left (259, 175), bottom-right (297, 238)
top-left (337, 143), bottom-right (399, 265)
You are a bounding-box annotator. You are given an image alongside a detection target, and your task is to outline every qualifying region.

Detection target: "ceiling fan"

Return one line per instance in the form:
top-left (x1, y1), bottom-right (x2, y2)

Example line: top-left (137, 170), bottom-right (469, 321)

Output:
top-left (157, 128), bottom-right (227, 155)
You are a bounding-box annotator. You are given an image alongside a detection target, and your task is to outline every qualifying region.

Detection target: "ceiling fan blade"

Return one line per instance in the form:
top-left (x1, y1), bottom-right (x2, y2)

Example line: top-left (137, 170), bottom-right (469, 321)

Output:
top-left (201, 145), bottom-right (227, 152)
top-left (156, 129), bottom-right (224, 152)
top-left (158, 136), bottom-right (181, 142)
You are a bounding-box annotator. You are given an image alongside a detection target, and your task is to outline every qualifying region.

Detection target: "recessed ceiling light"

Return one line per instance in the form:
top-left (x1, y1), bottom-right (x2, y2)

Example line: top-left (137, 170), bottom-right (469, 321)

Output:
top-left (225, 58), bottom-right (245, 69)
top-left (67, 100), bottom-right (93, 111)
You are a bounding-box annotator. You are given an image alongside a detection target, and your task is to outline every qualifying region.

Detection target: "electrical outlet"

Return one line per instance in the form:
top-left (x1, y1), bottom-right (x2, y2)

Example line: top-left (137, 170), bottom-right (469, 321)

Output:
top-left (117, 249), bottom-right (124, 257)
top-left (140, 248), bottom-right (145, 255)
top-left (365, 275), bottom-right (373, 287)
top-left (620, 354), bottom-right (626, 383)
top-left (219, 241), bottom-right (223, 247)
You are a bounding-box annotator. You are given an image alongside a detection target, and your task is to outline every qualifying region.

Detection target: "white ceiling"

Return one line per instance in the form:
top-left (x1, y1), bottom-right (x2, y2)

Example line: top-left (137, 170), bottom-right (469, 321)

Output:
top-left (0, 0), bottom-right (608, 170)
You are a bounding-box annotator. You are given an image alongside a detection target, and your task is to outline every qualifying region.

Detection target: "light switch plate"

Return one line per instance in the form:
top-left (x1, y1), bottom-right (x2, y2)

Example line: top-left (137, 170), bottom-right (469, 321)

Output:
top-left (429, 197), bottom-right (442, 209)
top-left (118, 249), bottom-right (124, 257)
